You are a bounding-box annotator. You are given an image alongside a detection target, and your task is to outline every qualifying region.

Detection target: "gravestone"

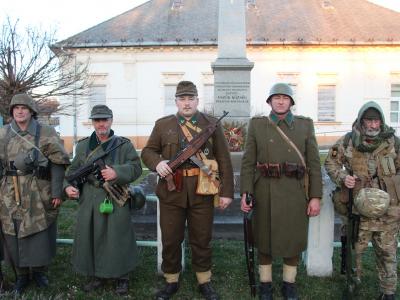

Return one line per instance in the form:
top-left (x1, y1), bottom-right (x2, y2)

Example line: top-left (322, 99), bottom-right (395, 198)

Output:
top-left (212, 0), bottom-right (254, 121)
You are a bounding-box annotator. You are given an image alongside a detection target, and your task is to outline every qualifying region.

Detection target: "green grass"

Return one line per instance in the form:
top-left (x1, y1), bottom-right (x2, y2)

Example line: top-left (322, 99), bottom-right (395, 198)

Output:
top-left (1, 239), bottom-right (394, 299)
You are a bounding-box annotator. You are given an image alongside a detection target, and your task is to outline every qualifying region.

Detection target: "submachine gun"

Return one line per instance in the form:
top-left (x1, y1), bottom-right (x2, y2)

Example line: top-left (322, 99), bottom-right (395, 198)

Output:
top-left (66, 139), bottom-right (145, 208)
top-left (243, 192), bottom-right (256, 297)
top-left (342, 171), bottom-right (360, 300)
top-left (164, 111), bottom-right (229, 191)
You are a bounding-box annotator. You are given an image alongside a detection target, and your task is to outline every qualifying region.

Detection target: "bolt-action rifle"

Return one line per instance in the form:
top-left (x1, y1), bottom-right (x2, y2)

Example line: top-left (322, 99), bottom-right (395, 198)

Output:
top-left (164, 111), bottom-right (229, 191)
top-left (243, 192), bottom-right (256, 297)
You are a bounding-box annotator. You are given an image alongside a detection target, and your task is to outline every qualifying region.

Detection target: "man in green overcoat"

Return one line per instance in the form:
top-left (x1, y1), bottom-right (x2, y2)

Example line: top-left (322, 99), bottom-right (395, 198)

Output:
top-left (0, 93), bottom-right (70, 294)
top-left (141, 81), bottom-right (234, 300)
top-left (240, 83), bottom-right (322, 300)
top-left (64, 105), bottom-right (142, 295)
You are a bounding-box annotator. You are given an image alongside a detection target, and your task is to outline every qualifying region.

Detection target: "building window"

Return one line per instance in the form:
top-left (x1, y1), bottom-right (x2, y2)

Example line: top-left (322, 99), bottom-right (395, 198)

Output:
top-left (164, 84), bottom-right (177, 116)
top-left (89, 85), bottom-right (106, 111)
top-left (390, 83), bottom-right (400, 123)
top-left (318, 85), bottom-right (336, 121)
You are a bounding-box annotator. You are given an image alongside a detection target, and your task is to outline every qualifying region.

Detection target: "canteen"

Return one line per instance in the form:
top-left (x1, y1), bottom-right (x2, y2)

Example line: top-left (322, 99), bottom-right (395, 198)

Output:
top-left (99, 198), bottom-right (114, 214)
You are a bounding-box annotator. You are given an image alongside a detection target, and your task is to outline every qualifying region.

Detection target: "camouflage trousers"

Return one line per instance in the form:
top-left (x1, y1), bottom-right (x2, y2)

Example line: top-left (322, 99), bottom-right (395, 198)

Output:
top-left (355, 227), bottom-right (399, 294)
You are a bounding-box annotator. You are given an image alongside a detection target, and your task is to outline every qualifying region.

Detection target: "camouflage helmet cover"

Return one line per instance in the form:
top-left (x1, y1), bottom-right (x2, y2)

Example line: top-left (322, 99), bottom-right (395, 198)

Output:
top-left (266, 83), bottom-right (295, 105)
top-left (354, 188), bottom-right (390, 218)
top-left (9, 93), bottom-right (39, 117)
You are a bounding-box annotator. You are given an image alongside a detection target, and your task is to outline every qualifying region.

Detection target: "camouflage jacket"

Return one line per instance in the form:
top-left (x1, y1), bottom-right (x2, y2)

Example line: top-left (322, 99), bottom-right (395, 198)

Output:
top-left (325, 134), bottom-right (400, 230)
top-left (0, 119), bottom-right (70, 237)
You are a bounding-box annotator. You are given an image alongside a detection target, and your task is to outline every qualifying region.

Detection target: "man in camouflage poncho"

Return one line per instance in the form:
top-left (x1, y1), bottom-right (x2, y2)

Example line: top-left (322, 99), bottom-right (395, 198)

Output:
top-left (0, 93), bottom-right (70, 294)
top-left (325, 101), bottom-right (400, 300)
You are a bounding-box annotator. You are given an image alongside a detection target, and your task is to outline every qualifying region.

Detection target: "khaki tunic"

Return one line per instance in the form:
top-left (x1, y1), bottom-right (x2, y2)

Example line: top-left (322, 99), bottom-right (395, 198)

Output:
top-left (240, 115), bottom-right (322, 257)
top-left (141, 112), bottom-right (233, 273)
top-left (64, 134), bottom-right (142, 278)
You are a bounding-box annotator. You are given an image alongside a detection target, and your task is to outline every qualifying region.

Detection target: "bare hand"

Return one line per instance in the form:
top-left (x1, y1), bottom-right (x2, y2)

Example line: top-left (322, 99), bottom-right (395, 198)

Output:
top-left (219, 197), bottom-right (232, 210)
top-left (156, 160), bottom-right (173, 178)
top-left (52, 198), bottom-right (62, 208)
top-left (344, 175), bottom-right (357, 189)
top-left (240, 193), bottom-right (252, 213)
top-left (101, 165), bottom-right (117, 181)
top-left (65, 186), bottom-right (80, 199)
top-left (307, 198), bottom-right (321, 217)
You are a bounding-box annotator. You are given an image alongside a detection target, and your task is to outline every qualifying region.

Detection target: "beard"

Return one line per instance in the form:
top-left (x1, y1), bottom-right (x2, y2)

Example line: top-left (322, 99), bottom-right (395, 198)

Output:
top-left (363, 127), bottom-right (380, 137)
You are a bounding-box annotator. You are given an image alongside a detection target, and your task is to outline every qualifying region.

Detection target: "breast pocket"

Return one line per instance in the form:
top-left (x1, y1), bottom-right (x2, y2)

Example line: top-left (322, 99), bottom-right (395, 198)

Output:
top-left (161, 133), bottom-right (179, 160)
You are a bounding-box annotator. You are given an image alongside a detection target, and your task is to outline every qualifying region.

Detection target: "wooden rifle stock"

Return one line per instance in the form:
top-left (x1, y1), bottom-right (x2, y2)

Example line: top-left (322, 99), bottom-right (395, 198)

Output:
top-left (165, 111), bottom-right (228, 191)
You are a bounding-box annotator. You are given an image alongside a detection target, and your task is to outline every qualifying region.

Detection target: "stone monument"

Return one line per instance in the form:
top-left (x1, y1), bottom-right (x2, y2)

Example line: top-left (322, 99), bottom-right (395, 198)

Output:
top-left (212, 0), bottom-right (254, 121)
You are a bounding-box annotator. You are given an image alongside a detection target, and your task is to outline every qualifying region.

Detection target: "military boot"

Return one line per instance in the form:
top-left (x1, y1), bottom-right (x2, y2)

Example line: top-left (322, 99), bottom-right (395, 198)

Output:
top-left (32, 271), bottom-right (49, 288)
top-left (13, 274), bottom-right (30, 295)
top-left (115, 278), bottom-right (129, 296)
top-left (155, 282), bottom-right (179, 300)
top-left (83, 277), bottom-right (105, 292)
top-left (377, 294), bottom-right (395, 300)
top-left (259, 282), bottom-right (273, 300)
top-left (281, 282), bottom-right (298, 300)
top-left (198, 282), bottom-right (219, 300)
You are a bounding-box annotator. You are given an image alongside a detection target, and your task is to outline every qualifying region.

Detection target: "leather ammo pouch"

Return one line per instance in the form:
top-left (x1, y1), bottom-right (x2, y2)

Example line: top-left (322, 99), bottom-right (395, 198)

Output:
top-left (283, 162), bottom-right (305, 179)
top-left (196, 159), bottom-right (220, 195)
top-left (173, 169), bottom-right (184, 192)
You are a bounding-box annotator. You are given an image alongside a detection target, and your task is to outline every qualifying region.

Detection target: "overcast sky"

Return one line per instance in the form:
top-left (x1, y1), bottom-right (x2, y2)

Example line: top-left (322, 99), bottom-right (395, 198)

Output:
top-left (0, 0), bottom-right (400, 42)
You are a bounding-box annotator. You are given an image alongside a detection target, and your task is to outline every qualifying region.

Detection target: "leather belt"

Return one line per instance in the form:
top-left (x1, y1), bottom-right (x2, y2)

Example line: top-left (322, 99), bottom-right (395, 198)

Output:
top-left (5, 170), bottom-right (33, 176)
top-left (182, 168), bottom-right (200, 176)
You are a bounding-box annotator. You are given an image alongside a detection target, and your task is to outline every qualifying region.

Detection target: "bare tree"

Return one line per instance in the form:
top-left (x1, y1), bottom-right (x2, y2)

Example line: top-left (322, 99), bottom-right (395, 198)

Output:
top-left (0, 18), bottom-right (90, 123)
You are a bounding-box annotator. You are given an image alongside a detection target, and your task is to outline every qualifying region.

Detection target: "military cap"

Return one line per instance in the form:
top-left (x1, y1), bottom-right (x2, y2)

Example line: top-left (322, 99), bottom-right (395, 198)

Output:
top-left (266, 83), bottom-right (295, 105)
top-left (175, 81), bottom-right (198, 97)
top-left (89, 104), bottom-right (113, 119)
top-left (362, 107), bottom-right (381, 120)
top-left (9, 93), bottom-right (39, 118)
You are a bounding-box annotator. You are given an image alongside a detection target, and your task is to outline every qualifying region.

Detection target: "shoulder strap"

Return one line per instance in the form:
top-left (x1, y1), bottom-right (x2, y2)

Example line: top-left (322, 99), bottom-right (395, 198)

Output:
top-left (3, 125), bottom-right (11, 164)
top-left (179, 123), bottom-right (207, 160)
top-left (32, 123), bottom-right (41, 167)
top-left (266, 117), bottom-right (306, 167)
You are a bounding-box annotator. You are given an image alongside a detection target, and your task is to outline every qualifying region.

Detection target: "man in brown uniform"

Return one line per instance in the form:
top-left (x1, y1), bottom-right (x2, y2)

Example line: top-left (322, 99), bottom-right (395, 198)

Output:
top-left (241, 83), bottom-right (322, 300)
top-left (141, 81), bottom-right (234, 300)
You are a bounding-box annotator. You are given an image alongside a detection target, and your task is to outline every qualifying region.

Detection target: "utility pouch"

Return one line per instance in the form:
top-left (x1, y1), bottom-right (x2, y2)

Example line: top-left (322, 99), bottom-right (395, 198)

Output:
top-left (256, 163), bottom-right (269, 177)
top-left (333, 187), bottom-right (349, 216)
top-left (267, 163), bottom-right (281, 178)
top-left (196, 159), bottom-right (219, 195)
top-left (173, 169), bottom-right (183, 192)
top-left (380, 155), bottom-right (396, 176)
top-left (283, 162), bottom-right (298, 178)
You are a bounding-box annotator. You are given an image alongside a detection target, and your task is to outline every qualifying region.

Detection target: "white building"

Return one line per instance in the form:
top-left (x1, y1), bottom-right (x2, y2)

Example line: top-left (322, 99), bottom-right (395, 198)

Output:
top-left (53, 0), bottom-right (400, 153)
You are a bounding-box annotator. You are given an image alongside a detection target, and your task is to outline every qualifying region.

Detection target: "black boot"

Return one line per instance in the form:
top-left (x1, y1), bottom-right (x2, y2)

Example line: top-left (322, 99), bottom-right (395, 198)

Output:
top-left (198, 282), bottom-right (219, 300)
top-left (377, 294), bottom-right (395, 300)
top-left (259, 282), bottom-right (273, 300)
top-left (115, 278), bottom-right (129, 296)
top-left (13, 274), bottom-right (30, 295)
top-left (32, 271), bottom-right (49, 288)
top-left (83, 277), bottom-right (105, 292)
top-left (155, 282), bottom-right (179, 300)
top-left (281, 281), bottom-right (299, 300)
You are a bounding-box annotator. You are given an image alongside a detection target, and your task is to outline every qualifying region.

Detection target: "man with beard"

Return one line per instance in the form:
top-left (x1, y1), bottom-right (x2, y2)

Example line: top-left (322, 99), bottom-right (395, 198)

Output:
top-left (325, 101), bottom-right (400, 300)
top-left (141, 81), bottom-right (233, 300)
top-left (241, 83), bottom-right (322, 300)
top-left (64, 104), bottom-right (142, 295)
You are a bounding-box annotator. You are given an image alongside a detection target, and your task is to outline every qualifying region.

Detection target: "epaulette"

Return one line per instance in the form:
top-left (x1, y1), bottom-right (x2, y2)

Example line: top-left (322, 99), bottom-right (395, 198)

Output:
top-left (76, 136), bottom-right (89, 143)
top-left (252, 115), bottom-right (265, 120)
top-left (119, 136), bottom-right (132, 142)
top-left (156, 114), bottom-right (175, 122)
top-left (294, 115), bottom-right (312, 121)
